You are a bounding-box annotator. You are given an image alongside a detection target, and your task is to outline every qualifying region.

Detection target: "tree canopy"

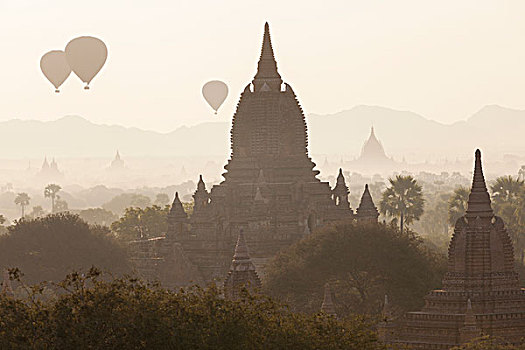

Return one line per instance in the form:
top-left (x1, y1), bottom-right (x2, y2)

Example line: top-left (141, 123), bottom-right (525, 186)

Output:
top-left (0, 213), bottom-right (130, 284)
top-left (490, 176), bottom-right (525, 265)
top-left (110, 205), bottom-right (169, 240)
top-left (264, 222), bottom-right (446, 316)
top-left (0, 268), bottom-right (394, 350)
top-left (448, 186), bottom-right (470, 226)
top-left (78, 207), bottom-right (118, 226)
top-left (102, 193), bottom-right (152, 215)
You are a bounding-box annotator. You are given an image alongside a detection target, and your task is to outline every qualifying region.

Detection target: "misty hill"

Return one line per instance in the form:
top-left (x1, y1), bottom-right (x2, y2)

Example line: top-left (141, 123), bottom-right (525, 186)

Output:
top-left (308, 104), bottom-right (525, 161)
top-left (0, 116), bottom-right (230, 158)
top-left (0, 105), bottom-right (523, 160)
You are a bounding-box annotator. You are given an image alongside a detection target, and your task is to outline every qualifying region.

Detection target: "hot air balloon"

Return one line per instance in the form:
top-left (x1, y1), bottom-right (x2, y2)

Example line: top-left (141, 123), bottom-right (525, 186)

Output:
top-left (65, 36), bottom-right (107, 90)
top-left (202, 80), bottom-right (228, 114)
top-left (40, 50), bottom-right (71, 93)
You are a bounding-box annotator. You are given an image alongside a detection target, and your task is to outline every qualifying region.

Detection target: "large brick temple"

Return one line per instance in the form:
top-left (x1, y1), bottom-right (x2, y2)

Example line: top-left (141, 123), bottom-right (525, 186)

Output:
top-left (381, 150), bottom-right (525, 348)
top-left (129, 23), bottom-right (357, 287)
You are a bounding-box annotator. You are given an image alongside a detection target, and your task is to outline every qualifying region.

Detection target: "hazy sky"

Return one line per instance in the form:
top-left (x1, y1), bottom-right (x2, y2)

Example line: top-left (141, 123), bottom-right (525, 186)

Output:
top-left (1, 0), bottom-right (525, 131)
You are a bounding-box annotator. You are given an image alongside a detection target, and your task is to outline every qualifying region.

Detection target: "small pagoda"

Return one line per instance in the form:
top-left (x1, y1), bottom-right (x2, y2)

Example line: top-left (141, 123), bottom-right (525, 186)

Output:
top-left (383, 149), bottom-right (525, 349)
top-left (224, 230), bottom-right (262, 300)
top-left (320, 282), bottom-right (337, 317)
top-left (356, 184), bottom-right (379, 224)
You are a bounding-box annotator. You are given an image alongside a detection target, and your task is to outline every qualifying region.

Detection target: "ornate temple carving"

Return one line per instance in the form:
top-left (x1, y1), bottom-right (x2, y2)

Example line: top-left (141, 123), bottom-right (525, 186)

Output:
top-left (382, 150), bottom-right (525, 349)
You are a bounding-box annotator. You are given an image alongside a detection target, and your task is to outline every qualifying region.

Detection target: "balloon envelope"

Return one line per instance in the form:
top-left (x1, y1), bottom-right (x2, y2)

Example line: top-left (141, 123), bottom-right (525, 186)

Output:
top-left (202, 81), bottom-right (228, 113)
top-left (40, 50), bottom-right (71, 92)
top-left (65, 36), bottom-right (107, 88)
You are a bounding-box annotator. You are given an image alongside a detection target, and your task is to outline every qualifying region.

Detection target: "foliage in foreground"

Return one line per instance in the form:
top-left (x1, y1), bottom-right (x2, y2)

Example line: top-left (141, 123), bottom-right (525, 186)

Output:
top-left (0, 268), bottom-right (396, 350)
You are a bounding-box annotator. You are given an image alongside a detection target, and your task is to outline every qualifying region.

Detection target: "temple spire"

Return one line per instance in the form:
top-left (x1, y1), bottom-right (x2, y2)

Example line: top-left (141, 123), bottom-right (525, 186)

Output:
top-left (320, 282), bottom-right (337, 317)
top-left (332, 168), bottom-right (350, 209)
top-left (356, 184), bottom-right (379, 223)
top-left (233, 230), bottom-right (251, 261)
top-left (336, 168), bottom-right (344, 184)
top-left (254, 186), bottom-right (265, 202)
top-left (169, 192), bottom-right (187, 219)
top-left (253, 22), bottom-right (282, 91)
top-left (224, 230), bottom-right (262, 300)
top-left (459, 298), bottom-right (482, 343)
top-left (193, 175), bottom-right (209, 214)
top-left (465, 149), bottom-right (493, 218)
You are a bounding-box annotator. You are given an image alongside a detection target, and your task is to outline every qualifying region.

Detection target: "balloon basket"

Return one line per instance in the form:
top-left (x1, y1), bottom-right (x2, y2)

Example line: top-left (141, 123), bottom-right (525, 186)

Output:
top-left (214, 111), bottom-right (217, 115)
top-left (84, 85), bottom-right (90, 90)
top-left (55, 89), bottom-right (60, 93)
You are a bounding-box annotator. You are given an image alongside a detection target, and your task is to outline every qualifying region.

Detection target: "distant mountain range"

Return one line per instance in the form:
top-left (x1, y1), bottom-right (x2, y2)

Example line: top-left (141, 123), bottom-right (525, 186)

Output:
top-left (1, 105), bottom-right (523, 160)
top-left (308, 105), bottom-right (525, 161)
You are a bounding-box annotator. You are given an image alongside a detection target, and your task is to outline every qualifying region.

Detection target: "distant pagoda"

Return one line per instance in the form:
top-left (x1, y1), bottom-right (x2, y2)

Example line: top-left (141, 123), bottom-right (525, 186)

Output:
top-left (383, 150), bottom-right (525, 348)
top-left (38, 156), bottom-right (63, 180)
top-left (360, 127), bottom-right (389, 161)
top-left (110, 150), bottom-right (125, 169)
top-left (351, 127), bottom-right (396, 172)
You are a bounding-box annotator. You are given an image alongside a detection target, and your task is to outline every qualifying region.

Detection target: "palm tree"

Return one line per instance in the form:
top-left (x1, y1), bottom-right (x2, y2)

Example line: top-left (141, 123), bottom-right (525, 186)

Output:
top-left (490, 176), bottom-right (524, 206)
top-left (448, 186), bottom-right (470, 226)
top-left (379, 175), bottom-right (424, 233)
top-left (14, 192), bottom-right (31, 218)
top-left (490, 176), bottom-right (525, 266)
top-left (29, 206), bottom-right (45, 219)
top-left (44, 184), bottom-right (61, 213)
top-left (515, 190), bottom-right (525, 265)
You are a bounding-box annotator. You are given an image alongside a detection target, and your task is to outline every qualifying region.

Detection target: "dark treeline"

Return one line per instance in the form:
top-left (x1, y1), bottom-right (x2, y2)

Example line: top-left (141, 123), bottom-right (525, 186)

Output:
top-left (0, 268), bottom-right (389, 350)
